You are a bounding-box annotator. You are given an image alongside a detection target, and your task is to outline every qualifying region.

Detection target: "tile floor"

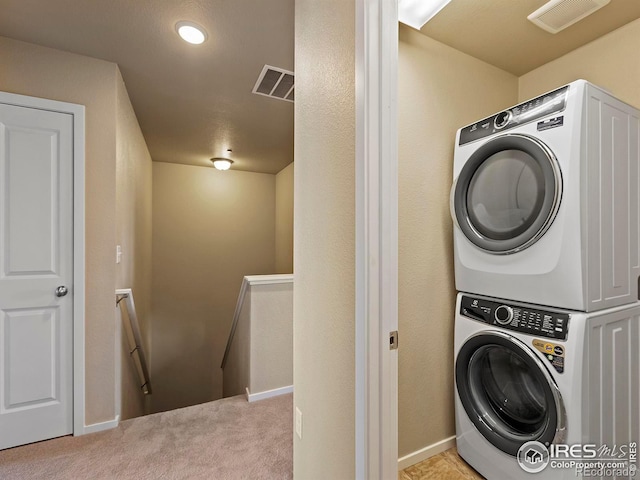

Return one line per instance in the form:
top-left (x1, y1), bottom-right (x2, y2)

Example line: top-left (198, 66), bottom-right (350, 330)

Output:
top-left (400, 447), bottom-right (484, 480)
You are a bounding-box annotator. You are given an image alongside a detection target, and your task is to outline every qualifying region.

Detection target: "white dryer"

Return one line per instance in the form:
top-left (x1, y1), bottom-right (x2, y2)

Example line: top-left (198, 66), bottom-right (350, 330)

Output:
top-left (451, 80), bottom-right (640, 311)
top-left (454, 293), bottom-right (640, 479)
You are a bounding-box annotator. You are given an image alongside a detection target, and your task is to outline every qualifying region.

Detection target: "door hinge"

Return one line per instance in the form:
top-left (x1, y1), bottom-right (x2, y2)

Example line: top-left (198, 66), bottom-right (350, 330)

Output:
top-left (389, 330), bottom-right (398, 350)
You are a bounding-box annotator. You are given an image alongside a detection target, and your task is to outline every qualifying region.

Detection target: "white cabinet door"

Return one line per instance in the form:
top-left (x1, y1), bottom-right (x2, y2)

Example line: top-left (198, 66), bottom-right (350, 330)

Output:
top-left (0, 102), bottom-right (74, 449)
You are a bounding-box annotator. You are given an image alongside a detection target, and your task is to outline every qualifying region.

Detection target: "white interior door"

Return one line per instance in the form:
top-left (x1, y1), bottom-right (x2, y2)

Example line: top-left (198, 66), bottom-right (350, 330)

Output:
top-left (0, 102), bottom-right (74, 449)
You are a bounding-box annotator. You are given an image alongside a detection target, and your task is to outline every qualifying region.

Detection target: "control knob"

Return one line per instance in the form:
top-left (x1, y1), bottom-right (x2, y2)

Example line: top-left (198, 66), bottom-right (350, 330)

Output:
top-left (494, 305), bottom-right (514, 325)
top-left (494, 110), bottom-right (512, 130)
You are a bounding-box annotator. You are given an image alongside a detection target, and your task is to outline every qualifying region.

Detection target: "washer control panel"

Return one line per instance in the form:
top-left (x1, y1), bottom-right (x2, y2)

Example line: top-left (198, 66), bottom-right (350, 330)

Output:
top-left (458, 85), bottom-right (569, 145)
top-left (460, 295), bottom-right (569, 340)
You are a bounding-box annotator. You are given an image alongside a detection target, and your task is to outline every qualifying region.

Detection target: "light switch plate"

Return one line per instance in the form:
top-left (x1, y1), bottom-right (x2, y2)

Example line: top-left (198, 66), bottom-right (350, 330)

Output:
top-left (295, 407), bottom-right (302, 439)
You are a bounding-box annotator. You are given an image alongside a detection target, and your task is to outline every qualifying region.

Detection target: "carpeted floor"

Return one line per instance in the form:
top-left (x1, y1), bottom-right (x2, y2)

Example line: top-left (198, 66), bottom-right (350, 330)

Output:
top-left (0, 393), bottom-right (293, 480)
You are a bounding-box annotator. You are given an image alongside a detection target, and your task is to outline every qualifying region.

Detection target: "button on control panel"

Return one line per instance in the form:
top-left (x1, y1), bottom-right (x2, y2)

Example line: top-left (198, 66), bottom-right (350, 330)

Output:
top-left (460, 295), bottom-right (569, 340)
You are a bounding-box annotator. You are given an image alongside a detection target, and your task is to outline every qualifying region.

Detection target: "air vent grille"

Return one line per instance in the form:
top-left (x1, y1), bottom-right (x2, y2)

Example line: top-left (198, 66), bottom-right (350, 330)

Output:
top-left (252, 65), bottom-right (294, 103)
top-left (528, 0), bottom-right (610, 34)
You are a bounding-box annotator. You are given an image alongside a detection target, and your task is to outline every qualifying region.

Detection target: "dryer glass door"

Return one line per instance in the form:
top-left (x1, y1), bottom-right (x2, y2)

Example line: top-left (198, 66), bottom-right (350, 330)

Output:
top-left (453, 133), bottom-right (562, 254)
top-left (456, 331), bottom-right (565, 456)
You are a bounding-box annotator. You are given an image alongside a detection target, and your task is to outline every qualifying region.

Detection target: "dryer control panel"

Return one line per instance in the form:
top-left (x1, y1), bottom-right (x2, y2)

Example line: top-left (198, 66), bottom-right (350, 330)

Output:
top-left (460, 295), bottom-right (569, 341)
top-left (458, 85), bottom-right (569, 145)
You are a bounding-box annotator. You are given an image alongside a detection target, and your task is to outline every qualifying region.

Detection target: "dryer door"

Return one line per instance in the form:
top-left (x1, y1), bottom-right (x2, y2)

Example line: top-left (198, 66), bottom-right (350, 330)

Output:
top-left (455, 331), bottom-right (566, 456)
top-left (452, 133), bottom-right (562, 254)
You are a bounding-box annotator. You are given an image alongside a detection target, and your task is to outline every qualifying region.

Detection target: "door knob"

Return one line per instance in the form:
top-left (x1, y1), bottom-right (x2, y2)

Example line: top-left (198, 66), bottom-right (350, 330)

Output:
top-left (55, 286), bottom-right (68, 297)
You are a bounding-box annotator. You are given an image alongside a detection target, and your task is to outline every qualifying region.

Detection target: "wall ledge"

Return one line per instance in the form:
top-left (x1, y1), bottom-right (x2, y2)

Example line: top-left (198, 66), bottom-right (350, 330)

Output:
top-left (244, 274), bottom-right (294, 286)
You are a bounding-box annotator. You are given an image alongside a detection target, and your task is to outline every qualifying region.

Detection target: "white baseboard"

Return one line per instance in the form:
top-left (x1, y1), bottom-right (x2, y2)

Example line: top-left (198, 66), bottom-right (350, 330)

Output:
top-left (397, 435), bottom-right (456, 470)
top-left (81, 415), bottom-right (120, 435)
top-left (246, 385), bottom-right (294, 403)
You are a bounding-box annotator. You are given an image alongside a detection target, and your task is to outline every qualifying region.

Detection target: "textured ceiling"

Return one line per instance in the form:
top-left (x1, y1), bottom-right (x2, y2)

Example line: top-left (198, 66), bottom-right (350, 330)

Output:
top-left (3, 0), bottom-right (638, 174)
top-left (0, 0), bottom-right (294, 174)
top-left (421, 0), bottom-right (640, 76)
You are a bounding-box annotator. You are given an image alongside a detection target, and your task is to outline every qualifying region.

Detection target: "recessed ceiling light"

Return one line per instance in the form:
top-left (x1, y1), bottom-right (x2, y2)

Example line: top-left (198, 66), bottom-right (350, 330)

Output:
top-left (398, 0), bottom-right (452, 30)
top-left (210, 158), bottom-right (233, 171)
top-left (176, 21), bottom-right (208, 45)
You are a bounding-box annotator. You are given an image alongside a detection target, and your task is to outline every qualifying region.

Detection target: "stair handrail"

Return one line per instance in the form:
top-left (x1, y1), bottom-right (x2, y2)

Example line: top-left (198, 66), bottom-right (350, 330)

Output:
top-left (115, 288), bottom-right (152, 395)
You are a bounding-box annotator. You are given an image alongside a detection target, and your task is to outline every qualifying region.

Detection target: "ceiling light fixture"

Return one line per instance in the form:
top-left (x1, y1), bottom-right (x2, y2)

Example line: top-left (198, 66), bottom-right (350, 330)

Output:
top-left (398, 0), bottom-right (452, 30)
top-left (210, 158), bottom-right (233, 171)
top-left (176, 21), bottom-right (208, 45)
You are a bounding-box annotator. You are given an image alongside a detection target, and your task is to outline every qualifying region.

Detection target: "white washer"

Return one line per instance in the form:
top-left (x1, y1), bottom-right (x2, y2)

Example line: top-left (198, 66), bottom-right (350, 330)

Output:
top-left (454, 293), bottom-right (640, 479)
top-left (451, 80), bottom-right (640, 312)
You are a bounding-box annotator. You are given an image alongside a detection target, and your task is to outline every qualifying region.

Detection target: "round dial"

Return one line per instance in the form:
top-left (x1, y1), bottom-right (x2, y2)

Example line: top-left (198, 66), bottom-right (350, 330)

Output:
top-left (494, 305), bottom-right (514, 325)
top-left (494, 110), bottom-right (512, 129)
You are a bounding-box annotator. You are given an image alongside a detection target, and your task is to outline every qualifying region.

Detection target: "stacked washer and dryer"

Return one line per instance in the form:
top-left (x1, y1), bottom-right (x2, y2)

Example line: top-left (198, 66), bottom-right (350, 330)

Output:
top-left (451, 80), bottom-right (640, 479)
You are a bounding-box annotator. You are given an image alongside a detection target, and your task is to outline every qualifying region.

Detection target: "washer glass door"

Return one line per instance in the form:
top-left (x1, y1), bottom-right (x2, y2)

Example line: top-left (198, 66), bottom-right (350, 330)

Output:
top-left (456, 331), bottom-right (565, 456)
top-left (452, 133), bottom-right (562, 254)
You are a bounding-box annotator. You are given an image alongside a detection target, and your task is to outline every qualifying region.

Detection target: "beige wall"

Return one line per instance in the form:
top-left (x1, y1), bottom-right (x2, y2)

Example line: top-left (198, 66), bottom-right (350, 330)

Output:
top-left (250, 282), bottom-right (293, 393)
top-left (150, 162), bottom-right (276, 413)
top-left (0, 36), bottom-right (120, 425)
top-left (275, 162), bottom-right (294, 274)
top-left (519, 18), bottom-right (640, 106)
top-left (398, 25), bottom-right (518, 457)
top-left (115, 70), bottom-right (153, 420)
top-left (294, 0), bottom-right (355, 478)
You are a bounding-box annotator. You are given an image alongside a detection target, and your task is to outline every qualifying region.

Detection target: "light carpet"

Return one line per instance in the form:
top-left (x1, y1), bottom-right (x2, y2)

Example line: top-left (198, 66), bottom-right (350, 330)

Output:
top-left (0, 393), bottom-right (293, 480)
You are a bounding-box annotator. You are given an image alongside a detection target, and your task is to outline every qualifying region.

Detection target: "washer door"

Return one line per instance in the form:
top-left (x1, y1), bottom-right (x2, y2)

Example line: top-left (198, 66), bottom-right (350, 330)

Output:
top-left (452, 133), bottom-right (562, 254)
top-left (455, 331), bottom-right (566, 456)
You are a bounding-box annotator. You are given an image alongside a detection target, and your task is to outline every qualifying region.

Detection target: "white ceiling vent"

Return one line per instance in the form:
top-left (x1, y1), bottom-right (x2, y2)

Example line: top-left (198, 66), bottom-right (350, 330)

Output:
top-left (252, 65), bottom-right (294, 103)
top-left (528, 0), bottom-right (610, 34)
